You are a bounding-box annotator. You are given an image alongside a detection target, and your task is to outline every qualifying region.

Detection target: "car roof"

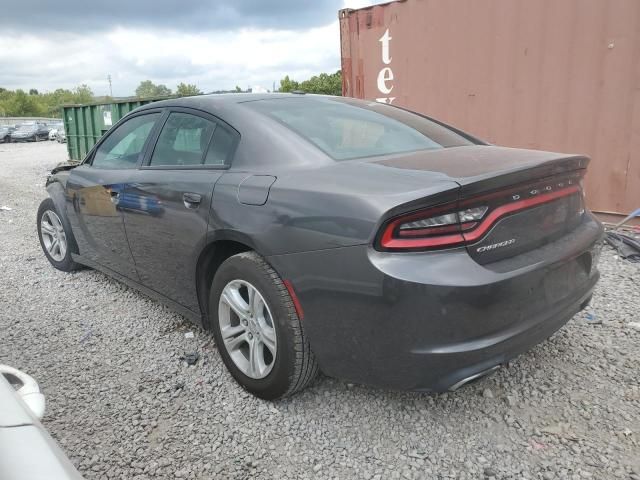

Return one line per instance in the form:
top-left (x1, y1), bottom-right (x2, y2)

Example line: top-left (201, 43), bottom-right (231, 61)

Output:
top-left (135, 92), bottom-right (323, 112)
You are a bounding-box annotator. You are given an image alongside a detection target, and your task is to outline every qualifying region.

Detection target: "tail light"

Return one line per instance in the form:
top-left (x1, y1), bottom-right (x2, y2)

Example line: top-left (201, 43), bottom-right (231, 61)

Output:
top-left (377, 175), bottom-right (583, 252)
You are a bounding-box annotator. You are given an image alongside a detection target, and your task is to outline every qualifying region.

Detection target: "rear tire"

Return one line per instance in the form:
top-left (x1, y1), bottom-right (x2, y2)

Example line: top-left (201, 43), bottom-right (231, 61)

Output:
top-left (210, 251), bottom-right (318, 399)
top-left (37, 198), bottom-right (81, 272)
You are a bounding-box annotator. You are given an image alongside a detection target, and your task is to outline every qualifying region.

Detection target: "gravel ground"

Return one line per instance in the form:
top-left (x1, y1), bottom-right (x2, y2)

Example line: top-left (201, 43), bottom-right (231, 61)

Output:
top-left (1, 141), bottom-right (639, 480)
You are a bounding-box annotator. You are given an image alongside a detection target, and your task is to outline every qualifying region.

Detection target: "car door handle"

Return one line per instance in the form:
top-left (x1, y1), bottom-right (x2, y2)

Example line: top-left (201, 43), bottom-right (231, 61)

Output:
top-left (183, 192), bottom-right (202, 209)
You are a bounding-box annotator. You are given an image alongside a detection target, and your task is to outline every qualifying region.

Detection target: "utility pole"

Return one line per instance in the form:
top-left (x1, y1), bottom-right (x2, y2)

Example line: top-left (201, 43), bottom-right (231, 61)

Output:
top-left (107, 75), bottom-right (113, 97)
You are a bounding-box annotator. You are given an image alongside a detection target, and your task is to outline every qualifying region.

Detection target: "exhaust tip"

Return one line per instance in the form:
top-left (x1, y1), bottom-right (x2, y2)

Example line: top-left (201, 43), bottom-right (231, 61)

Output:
top-left (449, 365), bottom-right (501, 391)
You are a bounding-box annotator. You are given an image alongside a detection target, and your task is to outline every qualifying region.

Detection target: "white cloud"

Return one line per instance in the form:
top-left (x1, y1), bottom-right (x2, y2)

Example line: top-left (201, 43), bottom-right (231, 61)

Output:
top-left (0, 0), bottom-right (373, 96)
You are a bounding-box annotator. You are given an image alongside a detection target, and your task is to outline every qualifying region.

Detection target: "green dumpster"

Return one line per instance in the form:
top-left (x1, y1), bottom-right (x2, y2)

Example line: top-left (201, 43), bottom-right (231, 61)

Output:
top-left (61, 96), bottom-right (170, 161)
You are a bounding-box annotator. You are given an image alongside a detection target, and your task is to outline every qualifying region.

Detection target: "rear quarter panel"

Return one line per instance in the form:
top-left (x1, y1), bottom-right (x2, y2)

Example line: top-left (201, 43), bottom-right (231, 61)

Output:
top-left (210, 162), bottom-right (459, 256)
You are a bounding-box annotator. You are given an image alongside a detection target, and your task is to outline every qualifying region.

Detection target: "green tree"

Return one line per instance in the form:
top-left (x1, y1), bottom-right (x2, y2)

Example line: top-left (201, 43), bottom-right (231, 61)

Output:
top-left (135, 80), bottom-right (172, 98)
top-left (73, 84), bottom-right (93, 104)
top-left (6, 90), bottom-right (45, 116)
top-left (155, 84), bottom-right (172, 96)
top-left (29, 88), bottom-right (39, 95)
top-left (135, 80), bottom-right (157, 97)
top-left (176, 82), bottom-right (201, 96)
top-left (234, 85), bottom-right (242, 93)
top-left (278, 75), bottom-right (300, 93)
top-left (278, 71), bottom-right (342, 96)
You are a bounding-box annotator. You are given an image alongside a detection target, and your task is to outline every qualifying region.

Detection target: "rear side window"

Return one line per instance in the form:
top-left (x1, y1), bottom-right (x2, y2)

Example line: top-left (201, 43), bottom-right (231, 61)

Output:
top-left (204, 126), bottom-right (236, 166)
top-left (150, 113), bottom-right (215, 166)
top-left (246, 97), bottom-right (475, 161)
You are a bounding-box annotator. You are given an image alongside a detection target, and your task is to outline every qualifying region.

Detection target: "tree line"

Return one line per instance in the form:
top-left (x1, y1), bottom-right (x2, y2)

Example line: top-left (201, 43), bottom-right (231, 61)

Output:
top-left (134, 71), bottom-right (342, 98)
top-left (135, 81), bottom-right (202, 97)
top-left (0, 85), bottom-right (93, 118)
top-left (278, 70), bottom-right (342, 96)
top-left (0, 71), bottom-right (343, 117)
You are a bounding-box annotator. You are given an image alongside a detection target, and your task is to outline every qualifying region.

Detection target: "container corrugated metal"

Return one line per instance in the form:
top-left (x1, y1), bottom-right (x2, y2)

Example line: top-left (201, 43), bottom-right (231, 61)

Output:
top-left (61, 97), bottom-right (169, 161)
top-left (340, 0), bottom-right (640, 217)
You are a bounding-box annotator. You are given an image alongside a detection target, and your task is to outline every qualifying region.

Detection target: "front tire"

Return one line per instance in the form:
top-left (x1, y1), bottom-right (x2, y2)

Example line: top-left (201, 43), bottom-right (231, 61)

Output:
top-left (37, 198), bottom-right (81, 272)
top-left (210, 252), bottom-right (318, 400)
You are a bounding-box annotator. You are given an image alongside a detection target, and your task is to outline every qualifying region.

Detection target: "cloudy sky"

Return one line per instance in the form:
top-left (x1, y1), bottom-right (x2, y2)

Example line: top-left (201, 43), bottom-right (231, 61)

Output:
top-left (0, 0), bottom-right (373, 96)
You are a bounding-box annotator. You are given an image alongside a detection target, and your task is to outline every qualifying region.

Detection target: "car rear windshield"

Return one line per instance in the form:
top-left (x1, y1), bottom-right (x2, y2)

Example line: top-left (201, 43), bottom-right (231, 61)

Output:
top-left (245, 97), bottom-right (476, 160)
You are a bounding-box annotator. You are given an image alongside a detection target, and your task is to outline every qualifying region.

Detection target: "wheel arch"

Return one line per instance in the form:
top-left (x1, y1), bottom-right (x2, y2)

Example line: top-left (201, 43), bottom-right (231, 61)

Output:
top-left (44, 182), bottom-right (79, 256)
top-left (45, 181), bottom-right (67, 214)
top-left (195, 232), bottom-right (259, 328)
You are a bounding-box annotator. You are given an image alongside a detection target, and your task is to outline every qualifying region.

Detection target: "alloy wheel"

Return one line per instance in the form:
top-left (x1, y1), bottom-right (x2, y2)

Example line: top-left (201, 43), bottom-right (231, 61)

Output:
top-left (218, 279), bottom-right (278, 379)
top-left (40, 210), bottom-right (67, 262)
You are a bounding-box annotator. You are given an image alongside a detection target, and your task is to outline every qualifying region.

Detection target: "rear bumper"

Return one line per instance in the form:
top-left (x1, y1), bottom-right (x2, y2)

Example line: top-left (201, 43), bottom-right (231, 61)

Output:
top-left (267, 214), bottom-right (604, 392)
top-left (409, 278), bottom-right (595, 391)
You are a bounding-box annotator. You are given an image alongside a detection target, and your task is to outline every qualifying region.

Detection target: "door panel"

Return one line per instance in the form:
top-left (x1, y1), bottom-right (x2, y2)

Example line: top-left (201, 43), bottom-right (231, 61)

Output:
top-left (65, 111), bottom-right (162, 279)
top-left (121, 110), bottom-right (231, 311)
top-left (121, 170), bottom-right (223, 310)
top-left (66, 166), bottom-right (138, 278)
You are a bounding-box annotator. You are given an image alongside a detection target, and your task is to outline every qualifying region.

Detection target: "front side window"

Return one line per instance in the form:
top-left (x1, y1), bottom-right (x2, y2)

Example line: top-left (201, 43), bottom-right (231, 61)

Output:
top-left (92, 113), bottom-right (160, 169)
top-left (149, 113), bottom-right (215, 166)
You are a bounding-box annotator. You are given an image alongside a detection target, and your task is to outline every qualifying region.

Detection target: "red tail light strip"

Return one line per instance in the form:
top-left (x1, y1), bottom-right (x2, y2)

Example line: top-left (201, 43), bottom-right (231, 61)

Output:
top-left (380, 222), bottom-right (465, 249)
top-left (380, 185), bottom-right (580, 250)
top-left (461, 185), bottom-right (580, 243)
top-left (382, 230), bottom-right (465, 249)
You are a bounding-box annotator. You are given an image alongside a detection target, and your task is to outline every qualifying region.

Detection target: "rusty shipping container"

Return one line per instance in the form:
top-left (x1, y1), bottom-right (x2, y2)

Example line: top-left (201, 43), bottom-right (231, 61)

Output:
top-left (340, 0), bottom-right (640, 218)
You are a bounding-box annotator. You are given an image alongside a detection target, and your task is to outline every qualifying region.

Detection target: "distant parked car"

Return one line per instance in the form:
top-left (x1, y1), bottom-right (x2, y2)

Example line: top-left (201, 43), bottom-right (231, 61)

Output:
top-left (0, 126), bottom-right (15, 143)
top-left (57, 128), bottom-right (67, 143)
top-left (0, 365), bottom-right (83, 479)
top-left (49, 124), bottom-right (64, 141)
top-left (11, 122), bottom-right (49, 142)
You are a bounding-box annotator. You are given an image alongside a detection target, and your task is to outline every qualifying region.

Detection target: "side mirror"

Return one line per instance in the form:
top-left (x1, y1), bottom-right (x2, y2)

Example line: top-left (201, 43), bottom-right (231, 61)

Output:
top-left (0, 365), bottom-right (46, 419)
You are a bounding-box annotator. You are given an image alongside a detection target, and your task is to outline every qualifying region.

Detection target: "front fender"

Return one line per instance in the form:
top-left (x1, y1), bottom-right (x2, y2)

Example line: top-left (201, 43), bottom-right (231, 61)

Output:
top-left (44, 177), bottom-right (79, 256)
top-left (45, 180), bottom-right (67, 217)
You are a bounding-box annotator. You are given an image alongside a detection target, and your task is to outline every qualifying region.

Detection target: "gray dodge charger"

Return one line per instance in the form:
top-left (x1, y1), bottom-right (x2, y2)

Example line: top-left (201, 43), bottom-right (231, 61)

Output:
top-left (38, 93), bottom-right (603, 399)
